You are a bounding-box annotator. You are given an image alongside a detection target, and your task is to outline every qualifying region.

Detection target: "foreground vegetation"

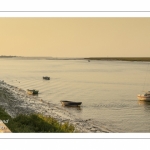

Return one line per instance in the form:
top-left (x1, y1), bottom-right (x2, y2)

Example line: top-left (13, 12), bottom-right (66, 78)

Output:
top-left (0, 107), bottom-right (75, 133)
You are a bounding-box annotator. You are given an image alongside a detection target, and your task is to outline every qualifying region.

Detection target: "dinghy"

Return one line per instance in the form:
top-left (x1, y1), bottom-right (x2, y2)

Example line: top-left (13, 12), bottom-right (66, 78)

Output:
top-left (60, 100), bottom-right (82, 107)
top-left (27, 89), bottom-right (39, 95)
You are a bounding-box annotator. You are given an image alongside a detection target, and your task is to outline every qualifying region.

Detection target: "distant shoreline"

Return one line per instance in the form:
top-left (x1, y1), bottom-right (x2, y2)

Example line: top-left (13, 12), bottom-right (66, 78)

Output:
top-left (1, 56), bottom-right (150, 62)
top-left (0, 56), bottom-right (18, 58)
top-left (84, 57), bottom-right (150, 62)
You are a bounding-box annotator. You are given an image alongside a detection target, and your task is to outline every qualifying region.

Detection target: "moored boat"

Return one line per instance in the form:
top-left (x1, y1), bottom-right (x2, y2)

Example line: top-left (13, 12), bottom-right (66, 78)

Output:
top-left (137, 91), bottom-right (150, 101)
top-left (43, 76), bottom-right (50, 80)
top-left (60, 100), bottom-right (82, 106)
top-left (27, 89), bottom-right (39, 95)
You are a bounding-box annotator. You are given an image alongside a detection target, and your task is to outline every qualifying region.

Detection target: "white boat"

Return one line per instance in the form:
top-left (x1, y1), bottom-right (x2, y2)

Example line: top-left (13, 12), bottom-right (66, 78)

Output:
top-left (137, 91), bottom-right (150, 101)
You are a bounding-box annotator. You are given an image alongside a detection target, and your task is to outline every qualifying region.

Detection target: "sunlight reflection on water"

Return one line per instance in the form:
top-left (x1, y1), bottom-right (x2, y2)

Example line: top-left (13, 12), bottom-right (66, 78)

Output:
top-left (1, 58), bottom-right (150, 132)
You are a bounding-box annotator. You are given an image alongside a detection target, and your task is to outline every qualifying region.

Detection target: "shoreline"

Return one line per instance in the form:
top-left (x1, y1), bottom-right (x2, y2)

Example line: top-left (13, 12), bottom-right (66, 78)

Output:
top-left (2, 56), bottom-right (150, 62)
top-left (84, 57), bottom-right (150, 62)
top-left (0, 80), bottom-right (109, 133)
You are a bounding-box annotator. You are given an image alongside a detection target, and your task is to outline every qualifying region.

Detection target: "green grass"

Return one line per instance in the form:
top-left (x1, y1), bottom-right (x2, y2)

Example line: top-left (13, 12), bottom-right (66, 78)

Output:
top-left (0, 107), bottom-right (75, 133)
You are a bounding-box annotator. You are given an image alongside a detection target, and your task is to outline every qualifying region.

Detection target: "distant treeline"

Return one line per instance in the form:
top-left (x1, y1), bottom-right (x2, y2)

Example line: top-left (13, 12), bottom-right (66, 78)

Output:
top-left (84, 57), bottom-right (150, 62)
top-left (0, 55), bottom-right (18, 58)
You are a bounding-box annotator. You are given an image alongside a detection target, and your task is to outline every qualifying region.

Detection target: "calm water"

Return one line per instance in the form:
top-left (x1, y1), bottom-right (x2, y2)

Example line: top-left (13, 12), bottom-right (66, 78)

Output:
top-left (1, 58), bottom-right (150, 132)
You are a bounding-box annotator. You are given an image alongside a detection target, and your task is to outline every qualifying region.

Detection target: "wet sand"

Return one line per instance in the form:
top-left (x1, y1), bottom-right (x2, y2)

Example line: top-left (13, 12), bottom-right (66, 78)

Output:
top-left (0, 80), bottom-right (110, 133)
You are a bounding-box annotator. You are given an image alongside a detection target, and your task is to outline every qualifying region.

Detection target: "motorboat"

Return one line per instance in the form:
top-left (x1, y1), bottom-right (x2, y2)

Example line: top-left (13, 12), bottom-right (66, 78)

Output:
top-left (60, 100), bottom-right (82, 107)
top-left (43, 76), bottom-right (50, 80)
top-left (137, 91), bottom-right (150, 101)
top-left (27, 89), bottom-right (39, 95)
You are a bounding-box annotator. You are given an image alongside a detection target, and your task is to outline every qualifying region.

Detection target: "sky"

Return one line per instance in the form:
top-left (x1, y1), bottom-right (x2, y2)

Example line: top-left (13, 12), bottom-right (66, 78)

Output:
top-left (0, 17), bottom-right (150, 58)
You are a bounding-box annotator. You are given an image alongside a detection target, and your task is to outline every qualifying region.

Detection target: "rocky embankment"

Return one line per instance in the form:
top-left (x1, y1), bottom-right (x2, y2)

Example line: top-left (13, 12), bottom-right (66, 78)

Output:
top-left (0, 80), bottom-right (110, 133)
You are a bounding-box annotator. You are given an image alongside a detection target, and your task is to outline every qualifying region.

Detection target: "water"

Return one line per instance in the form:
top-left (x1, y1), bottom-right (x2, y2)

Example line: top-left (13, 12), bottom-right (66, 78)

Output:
top-left (0, 57), bottom-right (150, 132)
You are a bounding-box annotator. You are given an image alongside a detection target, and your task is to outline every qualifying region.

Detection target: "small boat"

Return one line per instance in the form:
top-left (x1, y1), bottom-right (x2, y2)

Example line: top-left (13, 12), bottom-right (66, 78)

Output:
top-left (27, 89), bottom-right (39, 95)
top-left (137, 91), bottom-right (150, 101)
top-left (60, 100), bottom-right (82, 107)
top-left (43, 76), bottom-right (50, 80)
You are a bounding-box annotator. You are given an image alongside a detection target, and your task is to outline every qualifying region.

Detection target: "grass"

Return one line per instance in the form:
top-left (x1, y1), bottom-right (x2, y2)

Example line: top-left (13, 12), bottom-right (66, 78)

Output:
top-left (0, 107), bottom-right (75, 133)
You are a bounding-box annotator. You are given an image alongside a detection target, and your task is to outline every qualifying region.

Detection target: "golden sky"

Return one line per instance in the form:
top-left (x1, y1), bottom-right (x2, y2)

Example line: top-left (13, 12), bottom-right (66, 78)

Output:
top-left (0, 17), bottom-right (150, 57)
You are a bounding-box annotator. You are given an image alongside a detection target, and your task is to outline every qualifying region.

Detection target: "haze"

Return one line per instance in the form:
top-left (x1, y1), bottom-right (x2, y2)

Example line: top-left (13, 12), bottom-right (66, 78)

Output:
top-left (0, 18), bottom-right (150, 57)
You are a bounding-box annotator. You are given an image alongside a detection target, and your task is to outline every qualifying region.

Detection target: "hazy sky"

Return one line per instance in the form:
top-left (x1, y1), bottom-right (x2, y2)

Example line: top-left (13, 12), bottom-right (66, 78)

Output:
top-left (0, 17), bottom-right (150, 57)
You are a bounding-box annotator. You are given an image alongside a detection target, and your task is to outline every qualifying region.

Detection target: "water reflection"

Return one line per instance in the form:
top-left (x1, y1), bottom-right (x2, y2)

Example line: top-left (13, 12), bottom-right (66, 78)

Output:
top-left (138, 100), bottom-right (150, 106)
top-left (62, 105), bottom-right (82, 110)
top-left (138, 100), bottom-right (150, 112)
top-left (2, 58), bottom-right (150, 132)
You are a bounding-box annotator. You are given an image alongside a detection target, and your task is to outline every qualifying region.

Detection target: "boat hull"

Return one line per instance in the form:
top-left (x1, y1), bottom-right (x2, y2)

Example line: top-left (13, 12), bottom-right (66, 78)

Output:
top-left (137, 95), bottom-right (150, 101)
top-left (27, 89), bottom-right (39, 95)
top-left (43, 77), bottom-right (50, 80)
top-left (27, 91), bottom-right (33, 95)
top-left (60, 100), bottom-right (82, 106)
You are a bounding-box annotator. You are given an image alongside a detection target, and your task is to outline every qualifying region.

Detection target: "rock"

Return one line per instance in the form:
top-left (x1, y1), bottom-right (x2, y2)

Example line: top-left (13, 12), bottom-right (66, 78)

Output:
top-left (90, 128), bottom-right (97, 131)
